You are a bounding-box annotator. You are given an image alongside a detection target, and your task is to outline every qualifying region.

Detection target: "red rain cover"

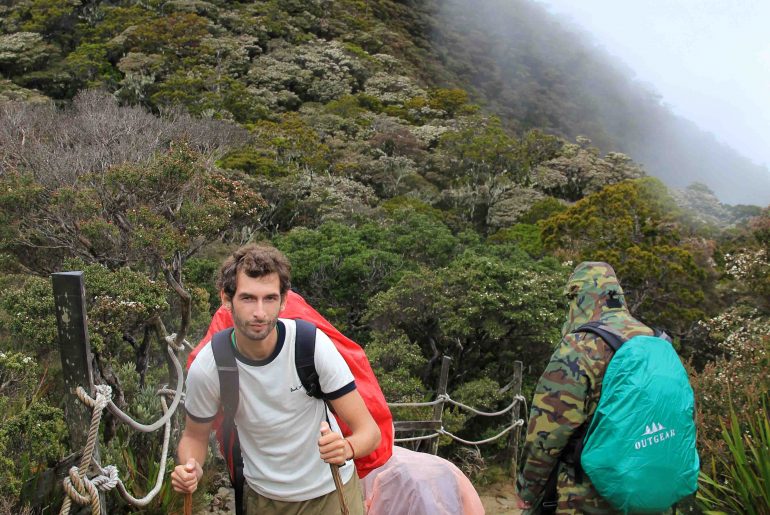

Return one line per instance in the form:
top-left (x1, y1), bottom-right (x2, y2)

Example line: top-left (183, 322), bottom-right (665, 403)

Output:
top-left (186, 290), bottom-right (394, 477)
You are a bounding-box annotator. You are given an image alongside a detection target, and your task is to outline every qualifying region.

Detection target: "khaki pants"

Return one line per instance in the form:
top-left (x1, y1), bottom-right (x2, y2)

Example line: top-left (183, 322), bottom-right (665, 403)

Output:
top-left (245, 471), bottom-right (365, 515)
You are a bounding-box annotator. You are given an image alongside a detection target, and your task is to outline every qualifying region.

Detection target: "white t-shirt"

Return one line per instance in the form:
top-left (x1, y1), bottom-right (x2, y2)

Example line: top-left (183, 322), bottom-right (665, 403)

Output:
top-left (185, 319), bottom-right (356, 502)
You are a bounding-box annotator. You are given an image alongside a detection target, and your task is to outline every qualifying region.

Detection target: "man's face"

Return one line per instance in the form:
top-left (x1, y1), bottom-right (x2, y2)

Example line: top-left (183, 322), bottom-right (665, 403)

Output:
top-left (225, 271), bottom-right (285, 344)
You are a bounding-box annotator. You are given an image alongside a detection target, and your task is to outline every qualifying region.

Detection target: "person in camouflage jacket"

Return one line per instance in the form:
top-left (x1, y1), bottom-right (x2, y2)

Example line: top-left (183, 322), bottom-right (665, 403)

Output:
top-left (516, 261), bottom-right (655, 513)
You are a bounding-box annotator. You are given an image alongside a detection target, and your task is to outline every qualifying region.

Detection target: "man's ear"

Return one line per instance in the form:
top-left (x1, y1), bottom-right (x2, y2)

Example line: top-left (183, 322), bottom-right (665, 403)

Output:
top-left (220, 290), bottom-right (232, 310)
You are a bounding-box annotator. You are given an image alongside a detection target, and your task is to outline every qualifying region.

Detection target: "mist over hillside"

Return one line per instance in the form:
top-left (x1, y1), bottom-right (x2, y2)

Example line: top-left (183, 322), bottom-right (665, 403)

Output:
top-left (427, 0), bottom-right (770, 206)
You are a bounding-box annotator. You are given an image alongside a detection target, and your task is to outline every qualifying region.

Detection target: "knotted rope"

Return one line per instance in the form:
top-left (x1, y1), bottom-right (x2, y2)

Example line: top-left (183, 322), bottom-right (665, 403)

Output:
top-left (60, 385), bottom-right (113, 514)
top-left (59, 339), bottom-right (187, 514)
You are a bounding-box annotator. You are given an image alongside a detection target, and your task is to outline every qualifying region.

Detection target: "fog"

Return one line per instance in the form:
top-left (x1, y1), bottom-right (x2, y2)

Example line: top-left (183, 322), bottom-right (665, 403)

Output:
top-left (537, 0), bottom-right (770, 170)
top-left (431, 0), bottom-right (770, 206)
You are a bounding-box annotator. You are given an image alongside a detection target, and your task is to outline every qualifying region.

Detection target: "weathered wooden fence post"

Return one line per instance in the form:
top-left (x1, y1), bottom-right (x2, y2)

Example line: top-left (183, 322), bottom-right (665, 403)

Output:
top-left (429, 356), bottom-right (452, 455)
top-left (52, 271), bottom-right (106, 514)
top-left (509, 360), bottom-right (524, 480)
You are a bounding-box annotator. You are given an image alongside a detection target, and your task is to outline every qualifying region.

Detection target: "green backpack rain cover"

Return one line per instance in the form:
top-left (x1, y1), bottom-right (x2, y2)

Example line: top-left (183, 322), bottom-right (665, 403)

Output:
top-left (576, 323), bottom-right (699, 513)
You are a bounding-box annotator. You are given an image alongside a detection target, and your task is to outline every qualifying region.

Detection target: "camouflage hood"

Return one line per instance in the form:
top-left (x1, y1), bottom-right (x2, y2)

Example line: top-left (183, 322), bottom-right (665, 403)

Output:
top-left (561, 261), bottom-right (628, 336)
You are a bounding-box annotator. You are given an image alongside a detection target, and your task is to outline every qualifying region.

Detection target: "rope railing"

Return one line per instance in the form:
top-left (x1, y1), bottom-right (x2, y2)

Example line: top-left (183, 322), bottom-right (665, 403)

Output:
top-left (393, 433), bottom-right (441, 443)
top-left (444, 394), bottom-right (525, 417)
top-left (386, 395), bottom-right (447, 408)
top-left (391, 392), bottom-right (527, 447)
top-left (438, 419), bottom-right (525, 445)
top-left (389, 395), bottom-right (525, 416)
top-left (59, 338), bottom-right (189, 514)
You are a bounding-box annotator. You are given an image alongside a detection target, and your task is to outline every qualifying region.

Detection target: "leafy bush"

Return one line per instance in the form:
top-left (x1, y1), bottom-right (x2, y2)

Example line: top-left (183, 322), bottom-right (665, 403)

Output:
top-left (489, 224), bottom-right (544, 258)
top-left (688, 307), bottom-right (770, 471)
top-left (517, 197), bottom-right (567, 224)
top-left (0, 401), bottom-right (68, 500)
top-left (0, 275), bottom-right (58, 355)
top-left (218, 147), bottom-right (287, 177)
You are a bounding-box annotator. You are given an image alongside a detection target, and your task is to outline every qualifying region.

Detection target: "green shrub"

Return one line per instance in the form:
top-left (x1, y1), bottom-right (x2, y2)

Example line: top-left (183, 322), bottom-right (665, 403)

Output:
top-left (0, 402), bottom-right (68, 499)
top-left (355, 93), bottom-right (383, 113)
top-left (489, 224), bottom-right (544, 258)
top-left (218, 147), bottom-right (287, 178)
top-left (0, 275), bottom-right (57, 355)
top-left (518, 197), bottom-right (567, 224)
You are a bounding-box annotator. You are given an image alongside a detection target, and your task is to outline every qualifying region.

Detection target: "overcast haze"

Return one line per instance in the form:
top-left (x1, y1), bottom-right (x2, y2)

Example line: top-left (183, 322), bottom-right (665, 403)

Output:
top-left (537, 0), bottom-right (770, 169)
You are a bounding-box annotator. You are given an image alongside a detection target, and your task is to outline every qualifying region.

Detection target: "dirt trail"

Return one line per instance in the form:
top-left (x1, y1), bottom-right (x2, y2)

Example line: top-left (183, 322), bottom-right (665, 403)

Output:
top-left (200, 480), bottom-right (523, 514)
top-left (477, 481), bottom-right (523, 514)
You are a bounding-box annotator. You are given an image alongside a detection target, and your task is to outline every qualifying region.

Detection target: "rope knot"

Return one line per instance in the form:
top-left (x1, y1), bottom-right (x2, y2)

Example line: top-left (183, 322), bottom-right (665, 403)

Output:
top-left (62, 466), bottom-right (99, 508)
top-left (75, 384), bottom-right (113, 410)
top-left (92, 465), bottom-right (119, 491)
top-left (165, 333), bottom-right (186, 351)
top-left (95, 384), bottom-right (112, 408)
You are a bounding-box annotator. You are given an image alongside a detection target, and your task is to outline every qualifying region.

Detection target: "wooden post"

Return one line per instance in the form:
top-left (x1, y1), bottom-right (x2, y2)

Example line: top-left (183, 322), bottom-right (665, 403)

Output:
top-left (509, 360), bottom-right (524, 480)
top-left (429, 356), bottom-right (451, 455)
top-left (52, 272), bottom-right (95, 449)
top-left (52, 271), bottom-right (106, 514)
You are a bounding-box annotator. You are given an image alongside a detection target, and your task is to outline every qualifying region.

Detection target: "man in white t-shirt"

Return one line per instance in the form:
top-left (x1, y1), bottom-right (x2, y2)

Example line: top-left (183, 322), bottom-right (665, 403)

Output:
top-left (171, 244), bottom-right (381, 514)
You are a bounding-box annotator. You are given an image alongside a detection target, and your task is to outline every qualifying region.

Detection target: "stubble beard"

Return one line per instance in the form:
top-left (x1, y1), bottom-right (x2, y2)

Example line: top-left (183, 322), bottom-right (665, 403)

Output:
top-left (236, 316), bottom-right (278, 344)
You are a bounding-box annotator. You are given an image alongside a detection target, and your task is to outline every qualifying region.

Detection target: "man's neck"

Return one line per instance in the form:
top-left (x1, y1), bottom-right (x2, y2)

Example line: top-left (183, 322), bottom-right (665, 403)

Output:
top-left (233, 327), bottom-right (279, 361)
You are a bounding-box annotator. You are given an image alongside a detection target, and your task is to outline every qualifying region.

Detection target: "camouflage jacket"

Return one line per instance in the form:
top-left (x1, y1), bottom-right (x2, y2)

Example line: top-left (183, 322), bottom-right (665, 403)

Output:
top-left (517, 262), bottom-right (654, 513)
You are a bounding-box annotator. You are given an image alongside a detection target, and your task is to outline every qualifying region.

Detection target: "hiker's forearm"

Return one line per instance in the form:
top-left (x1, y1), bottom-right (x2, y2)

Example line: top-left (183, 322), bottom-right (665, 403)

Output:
top-left (177, 432), bottom-right (209, 466)
top-left (344, 421), bottom-right (381, 460)
top-left (329, 390), bottom-right (381, 459)
top-left (177, 416), bottom-right (212, 467)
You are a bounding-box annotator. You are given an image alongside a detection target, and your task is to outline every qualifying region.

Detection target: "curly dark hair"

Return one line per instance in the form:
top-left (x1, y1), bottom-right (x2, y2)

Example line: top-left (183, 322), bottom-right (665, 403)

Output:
top-left (216, 244), bottom-right (291, 300)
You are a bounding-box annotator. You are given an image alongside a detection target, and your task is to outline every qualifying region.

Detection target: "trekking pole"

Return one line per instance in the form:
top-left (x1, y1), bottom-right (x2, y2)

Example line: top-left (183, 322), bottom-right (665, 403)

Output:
top-left (184, 492), bottom-right (192, 515)
top-left (321, 410), bottom-right (349, 515)
top-left (329, 464), bottom-right (349, 515)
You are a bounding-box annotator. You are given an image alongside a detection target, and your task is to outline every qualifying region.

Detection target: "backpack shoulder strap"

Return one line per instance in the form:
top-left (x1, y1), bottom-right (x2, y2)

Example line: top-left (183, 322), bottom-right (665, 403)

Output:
top-left (294, 319), bottom-right (323, 399)
top-left (653, 327), bottom-right (673, 343)
top-left (211, 329), bottom-right (239, 419)
top-left (573, 321), bottom-right (628, 353)
top-left (210, 329), bottom-right (245, 515)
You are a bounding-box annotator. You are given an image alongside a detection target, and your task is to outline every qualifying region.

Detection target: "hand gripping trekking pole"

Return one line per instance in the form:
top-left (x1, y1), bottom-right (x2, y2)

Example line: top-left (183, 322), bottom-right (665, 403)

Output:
top-left (321, 419), bottom-right (350, 515)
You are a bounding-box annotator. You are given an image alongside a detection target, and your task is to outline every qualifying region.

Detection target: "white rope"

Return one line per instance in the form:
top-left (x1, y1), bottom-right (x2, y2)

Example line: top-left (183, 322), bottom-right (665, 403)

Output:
top-left (394, 433), bottom-right (441, 443)
top-left (104, 345), bottom-right (184, 432)
top-left (387, 394), bottom-right (447, 408)
top-left (166, 333), bottom-right (194, 351)
top-left (393, 418), bottom-right (526, 446)
top-left (389, 394), bottom-right (526, 416)
top-left (443, 394), bottom-right (525, 417)
top-left (438, 419), bottom-right (525, 446)
top-left (111, 394), bottom-right (174, 507)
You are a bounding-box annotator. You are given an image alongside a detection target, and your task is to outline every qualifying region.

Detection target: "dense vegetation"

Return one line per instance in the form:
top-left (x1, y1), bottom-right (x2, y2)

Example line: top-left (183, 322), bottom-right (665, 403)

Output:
top-left (0, 0), bottom-right (768, 513)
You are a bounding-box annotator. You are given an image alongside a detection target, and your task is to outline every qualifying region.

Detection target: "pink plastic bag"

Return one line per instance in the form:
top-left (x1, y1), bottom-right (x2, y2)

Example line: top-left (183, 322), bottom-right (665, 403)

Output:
top-left (362, 446), bottom-right (485, 514)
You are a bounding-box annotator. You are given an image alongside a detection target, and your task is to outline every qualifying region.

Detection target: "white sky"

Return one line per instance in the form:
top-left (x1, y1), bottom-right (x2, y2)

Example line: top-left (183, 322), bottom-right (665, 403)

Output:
top-left (537, 0), bottom-right (770, 168)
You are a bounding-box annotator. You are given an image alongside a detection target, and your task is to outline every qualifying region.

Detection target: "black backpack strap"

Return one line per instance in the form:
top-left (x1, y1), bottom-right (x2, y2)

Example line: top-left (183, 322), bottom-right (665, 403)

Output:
top-left (573, 321), bottom-right (628, 353)
top-left (211, 329), bottom-right (245, 515)
top-left (294, 319), bottom-right (323, 399)
top-left (653, 327), bottom-right (673, 343)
